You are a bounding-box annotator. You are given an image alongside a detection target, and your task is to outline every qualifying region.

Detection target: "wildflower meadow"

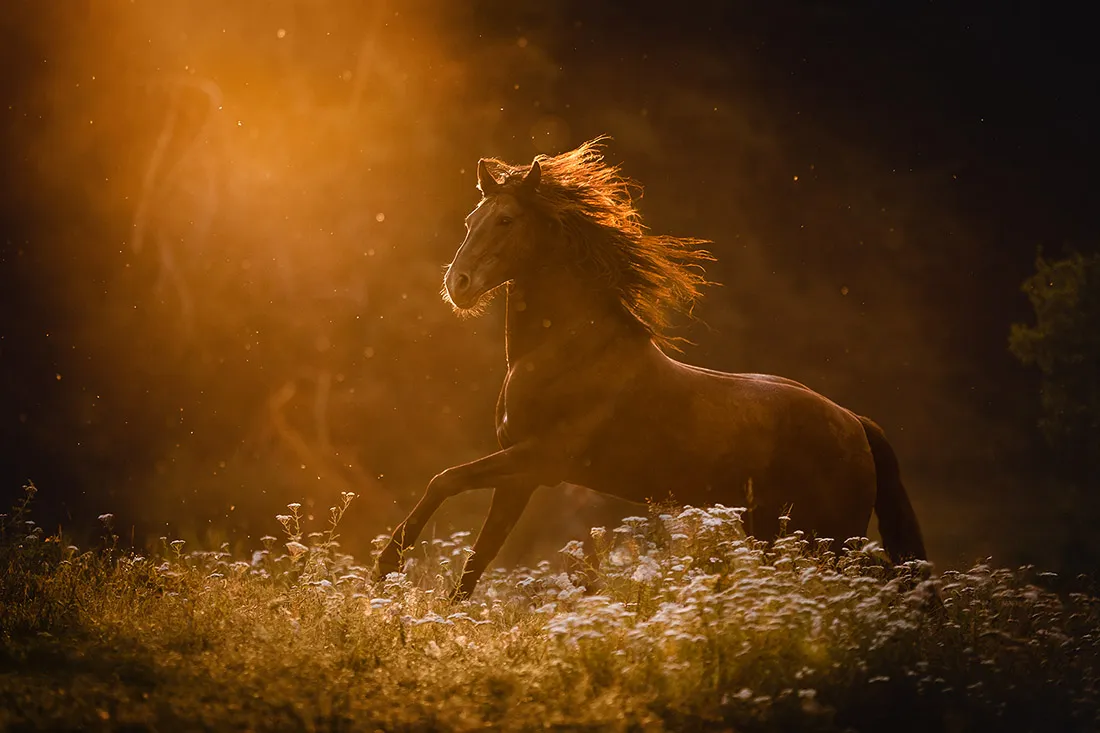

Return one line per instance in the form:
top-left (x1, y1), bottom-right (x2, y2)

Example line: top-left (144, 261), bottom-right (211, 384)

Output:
top-left (2, 483), bottom-right (1097, 731)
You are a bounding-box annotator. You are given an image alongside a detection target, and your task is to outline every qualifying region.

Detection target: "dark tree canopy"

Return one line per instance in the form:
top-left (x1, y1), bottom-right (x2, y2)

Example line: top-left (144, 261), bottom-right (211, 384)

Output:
top-left (1010, 251), bottom-right (1100, 487)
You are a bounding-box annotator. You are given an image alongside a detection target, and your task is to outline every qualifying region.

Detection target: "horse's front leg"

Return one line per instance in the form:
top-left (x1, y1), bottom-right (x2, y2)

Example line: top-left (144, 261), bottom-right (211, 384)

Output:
top-left (454, 485), bottom-right (536, 599)
top-left (374, 445), bottom-right (538, 580)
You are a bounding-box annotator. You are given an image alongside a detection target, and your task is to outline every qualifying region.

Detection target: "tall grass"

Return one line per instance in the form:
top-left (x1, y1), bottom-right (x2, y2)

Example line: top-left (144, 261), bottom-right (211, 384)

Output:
top-left (2, 482), bottom-right (1098, 731)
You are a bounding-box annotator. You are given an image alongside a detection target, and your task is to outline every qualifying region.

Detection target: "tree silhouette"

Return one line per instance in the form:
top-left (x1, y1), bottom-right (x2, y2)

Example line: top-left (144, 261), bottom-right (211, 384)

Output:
top-left (1010, 251), bottom-right (1100, 488)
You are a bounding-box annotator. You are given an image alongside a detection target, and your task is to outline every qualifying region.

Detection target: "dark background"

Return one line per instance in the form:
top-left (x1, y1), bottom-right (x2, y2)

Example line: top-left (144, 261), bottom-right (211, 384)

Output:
top-left (1, 1), bottom-right (1095, 571)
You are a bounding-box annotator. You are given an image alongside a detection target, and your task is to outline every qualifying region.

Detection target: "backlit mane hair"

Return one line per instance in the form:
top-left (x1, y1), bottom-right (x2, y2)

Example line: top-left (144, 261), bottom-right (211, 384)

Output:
top-left (483, 137), bottom-right (714, 349)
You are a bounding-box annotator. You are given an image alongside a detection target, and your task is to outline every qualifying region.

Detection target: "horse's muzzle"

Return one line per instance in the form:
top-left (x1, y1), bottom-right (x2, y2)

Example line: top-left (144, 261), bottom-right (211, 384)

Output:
top-left (444, 267), bottom-right (479, 309)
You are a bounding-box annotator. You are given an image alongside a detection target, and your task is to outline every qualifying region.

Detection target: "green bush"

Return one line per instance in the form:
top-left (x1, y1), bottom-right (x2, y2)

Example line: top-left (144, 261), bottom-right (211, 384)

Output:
top-left (1010, 250), bottom-right (1100, 487)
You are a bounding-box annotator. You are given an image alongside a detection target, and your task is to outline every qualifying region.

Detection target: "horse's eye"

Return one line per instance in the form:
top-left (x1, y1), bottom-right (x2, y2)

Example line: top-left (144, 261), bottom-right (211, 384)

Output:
top-left (498, 216), bottom-right (513, 226)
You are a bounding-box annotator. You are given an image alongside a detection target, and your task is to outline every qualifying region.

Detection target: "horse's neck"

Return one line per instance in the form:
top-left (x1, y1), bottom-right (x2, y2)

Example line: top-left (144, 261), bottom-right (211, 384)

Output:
top-left (504, 269), bottom-right (638, 367)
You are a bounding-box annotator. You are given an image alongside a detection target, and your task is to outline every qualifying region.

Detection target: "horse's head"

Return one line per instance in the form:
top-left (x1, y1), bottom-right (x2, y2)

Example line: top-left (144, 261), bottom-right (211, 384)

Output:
top-left (443, 158), bottom-right (543, 312)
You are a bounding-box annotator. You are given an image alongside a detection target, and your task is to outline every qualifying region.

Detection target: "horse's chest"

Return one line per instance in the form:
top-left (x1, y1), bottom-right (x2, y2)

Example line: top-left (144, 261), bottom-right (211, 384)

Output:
top-left (495, 359), bottom-right (576, 444)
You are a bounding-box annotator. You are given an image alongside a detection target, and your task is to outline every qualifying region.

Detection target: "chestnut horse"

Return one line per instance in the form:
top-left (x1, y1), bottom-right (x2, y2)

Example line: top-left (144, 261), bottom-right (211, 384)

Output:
top-left (375, 138), bottom-right (926, 598)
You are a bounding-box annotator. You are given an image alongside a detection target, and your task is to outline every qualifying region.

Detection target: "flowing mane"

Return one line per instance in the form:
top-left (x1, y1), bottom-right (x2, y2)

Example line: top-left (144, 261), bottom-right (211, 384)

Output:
top-left (482, 137), bottom-right (714, 348)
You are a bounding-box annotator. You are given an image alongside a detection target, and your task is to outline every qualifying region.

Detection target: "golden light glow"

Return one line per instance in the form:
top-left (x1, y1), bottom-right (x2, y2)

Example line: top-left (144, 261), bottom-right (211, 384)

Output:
top-left (19, 3), bottom-right (532, 555)
top-left (12, 1), bottom-right (987, 569)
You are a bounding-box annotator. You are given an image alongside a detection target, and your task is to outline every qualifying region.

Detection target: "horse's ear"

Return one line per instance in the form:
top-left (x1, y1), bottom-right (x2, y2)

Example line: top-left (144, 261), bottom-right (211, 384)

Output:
top-left (522, 159), bottom-right (542, 190)
top-left (477, 159), bottom-right (499, 195)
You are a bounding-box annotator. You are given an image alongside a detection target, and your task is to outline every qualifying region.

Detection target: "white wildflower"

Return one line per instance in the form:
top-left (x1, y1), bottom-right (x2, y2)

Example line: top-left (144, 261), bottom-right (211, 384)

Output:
top-left (609, 545), bottom-right (634, 567)
top-left (412, 612), bottom-right (453, 626)
top-left (631, 556), bottom-right (662, 583)
top-left (559, 540), bottom-right (586, 560)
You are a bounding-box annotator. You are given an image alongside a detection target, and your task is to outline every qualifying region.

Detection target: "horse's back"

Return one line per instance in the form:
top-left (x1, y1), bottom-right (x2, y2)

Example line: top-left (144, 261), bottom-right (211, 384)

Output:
top-left (665, 358), bottom-right (861, 435)
top-left (681, 364), bottom-right (813, 392)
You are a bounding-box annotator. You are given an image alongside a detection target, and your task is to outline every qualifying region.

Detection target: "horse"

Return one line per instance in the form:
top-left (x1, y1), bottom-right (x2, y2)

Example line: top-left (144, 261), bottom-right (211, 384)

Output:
top-left (375, 138), bottom-right (927, 598)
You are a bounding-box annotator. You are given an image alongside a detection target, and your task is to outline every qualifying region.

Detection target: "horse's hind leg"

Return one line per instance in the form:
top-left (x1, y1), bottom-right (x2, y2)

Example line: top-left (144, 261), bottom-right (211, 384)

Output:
top-left (455, 485), bottom-right (536, 599)
top-left (374, 445), bottom-right (538, 580)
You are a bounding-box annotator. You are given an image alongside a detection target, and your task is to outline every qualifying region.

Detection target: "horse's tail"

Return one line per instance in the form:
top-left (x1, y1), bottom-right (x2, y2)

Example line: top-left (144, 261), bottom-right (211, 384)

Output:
top-left (859, 416), bottom-right (927, 562)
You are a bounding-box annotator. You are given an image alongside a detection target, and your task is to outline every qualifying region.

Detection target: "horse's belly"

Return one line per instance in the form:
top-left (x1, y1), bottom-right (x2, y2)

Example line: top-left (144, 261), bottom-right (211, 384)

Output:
top-left (566, 412), bottom-right (761, 507)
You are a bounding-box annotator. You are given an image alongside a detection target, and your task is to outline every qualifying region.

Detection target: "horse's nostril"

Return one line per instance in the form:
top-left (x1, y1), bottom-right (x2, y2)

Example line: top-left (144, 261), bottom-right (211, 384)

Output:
top-left (454, 272), bottom-right (470, 292)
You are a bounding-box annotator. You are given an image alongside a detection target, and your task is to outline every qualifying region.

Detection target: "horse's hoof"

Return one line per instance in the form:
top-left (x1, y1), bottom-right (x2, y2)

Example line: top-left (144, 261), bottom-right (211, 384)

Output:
top-left (373, 565), bottom-right (393, 582)
top-left (374, 550), bottom-right (400, 581)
